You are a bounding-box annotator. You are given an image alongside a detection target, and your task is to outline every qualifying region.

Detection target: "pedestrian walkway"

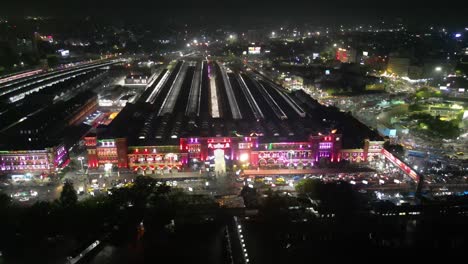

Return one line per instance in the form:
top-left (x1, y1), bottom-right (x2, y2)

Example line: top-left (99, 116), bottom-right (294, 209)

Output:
top-left (242, 167), bottom-right (374, 176)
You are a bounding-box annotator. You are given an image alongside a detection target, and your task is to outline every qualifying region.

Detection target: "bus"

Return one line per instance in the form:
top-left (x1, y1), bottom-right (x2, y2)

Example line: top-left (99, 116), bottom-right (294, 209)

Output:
top-left (407, 150), bottom-right (426, 158)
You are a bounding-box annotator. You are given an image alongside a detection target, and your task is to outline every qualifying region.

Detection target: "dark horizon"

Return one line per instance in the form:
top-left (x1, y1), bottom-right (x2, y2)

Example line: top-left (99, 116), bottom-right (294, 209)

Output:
top-left (1, 0), bottom-right (468, 27)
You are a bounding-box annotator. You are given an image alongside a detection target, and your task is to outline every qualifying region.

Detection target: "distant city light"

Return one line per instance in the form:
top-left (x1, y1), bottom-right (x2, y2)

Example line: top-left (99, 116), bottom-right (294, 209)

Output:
top-left (455, 33), bottom-right (462, 38)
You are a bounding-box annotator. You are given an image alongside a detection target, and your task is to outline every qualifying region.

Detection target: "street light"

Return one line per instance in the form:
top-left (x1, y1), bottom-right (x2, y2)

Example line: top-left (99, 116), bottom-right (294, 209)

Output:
top-left (435, 66), bottom-right (442, 72)
top-left (77, 157), bottom-right (84, 172)
top-left (240, 153), bottom-right (249, 162)
top-left (288, 150), bottom-right (295, 168)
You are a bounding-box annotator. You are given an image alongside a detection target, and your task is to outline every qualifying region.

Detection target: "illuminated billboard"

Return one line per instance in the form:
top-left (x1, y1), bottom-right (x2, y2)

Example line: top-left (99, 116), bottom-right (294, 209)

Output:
top-left (248, 47), bottom-right (261, 55)
top-left (208, 142), bottom-right (231, 149)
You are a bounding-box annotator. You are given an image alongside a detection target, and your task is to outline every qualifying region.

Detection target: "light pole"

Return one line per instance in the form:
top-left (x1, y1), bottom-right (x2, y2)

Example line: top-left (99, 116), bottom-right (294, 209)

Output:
top-left (77, 157), bottom-right (84, 172)
top-left (288, 150), bottom-right (295, 168)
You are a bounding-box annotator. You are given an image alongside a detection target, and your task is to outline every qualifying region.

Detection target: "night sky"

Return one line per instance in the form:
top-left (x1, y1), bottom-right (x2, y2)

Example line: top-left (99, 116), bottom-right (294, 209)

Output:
top-left (1, 0), bottom-right (467, 26)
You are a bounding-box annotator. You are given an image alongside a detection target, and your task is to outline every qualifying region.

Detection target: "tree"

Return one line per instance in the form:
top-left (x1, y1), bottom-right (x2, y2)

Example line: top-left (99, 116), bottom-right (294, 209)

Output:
top-left (240, 186), bottom-right (258, 207)
top-left (0, 192), bottom-right (11, 209)
top-left (261, 190), bottom-right (295, 221)
top-left (296, 179), bottom-right (360, 216)
top-left (60, 180), bottom-right (77, 208)
top-left (295, 179), bottom-right (322, 199)
top-left (46, 55), bottom-right (60, 68)
top-left (0, 45), bottom-right (19, 69)
top-left (319, 181), bottom-right (358, 215)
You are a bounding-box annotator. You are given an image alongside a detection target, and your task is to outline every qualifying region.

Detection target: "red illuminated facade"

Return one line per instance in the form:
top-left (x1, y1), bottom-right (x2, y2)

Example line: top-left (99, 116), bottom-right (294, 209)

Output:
top-left (85, 136), bottom-right (128, 168)
top-left (177, 134), bottom-right (344, 168)
top-left (85, 136), bottom-right (98, 168)
top-left (128, 145), bottom-right (182, 173)
top-left (179, 137), bottom-right (241, 165)
top-left (85, 133), bottom-right (384, 171)
top-left (340, 140), bottom-right (383, 163)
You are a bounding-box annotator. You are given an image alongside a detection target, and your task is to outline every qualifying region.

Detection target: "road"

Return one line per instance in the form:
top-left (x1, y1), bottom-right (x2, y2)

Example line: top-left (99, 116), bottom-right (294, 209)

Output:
top-left (0, 179), bottom-right (62, 205)
top-left (302, 86), bottom-right (466, 184)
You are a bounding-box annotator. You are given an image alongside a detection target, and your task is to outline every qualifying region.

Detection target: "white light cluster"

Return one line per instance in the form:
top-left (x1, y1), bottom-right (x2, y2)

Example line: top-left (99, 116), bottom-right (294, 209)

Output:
top-left (234, 216), bottom-right (250, 263)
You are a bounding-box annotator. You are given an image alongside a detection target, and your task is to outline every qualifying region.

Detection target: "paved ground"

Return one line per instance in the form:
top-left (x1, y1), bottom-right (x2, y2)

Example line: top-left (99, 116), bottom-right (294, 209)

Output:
top-left (242, 167), bottom-right (374, 176)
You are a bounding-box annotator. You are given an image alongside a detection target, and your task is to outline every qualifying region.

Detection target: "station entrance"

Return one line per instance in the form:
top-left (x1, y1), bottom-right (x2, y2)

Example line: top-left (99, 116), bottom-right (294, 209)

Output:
top-left (213, 149), bottom-right (226, 174)
top-left (207, 140), bottom-right (231, 175)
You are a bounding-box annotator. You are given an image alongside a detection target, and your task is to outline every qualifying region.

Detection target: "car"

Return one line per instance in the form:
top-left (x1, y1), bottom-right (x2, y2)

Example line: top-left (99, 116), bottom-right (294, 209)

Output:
top-left (275, 177), bottom-right (286, 185)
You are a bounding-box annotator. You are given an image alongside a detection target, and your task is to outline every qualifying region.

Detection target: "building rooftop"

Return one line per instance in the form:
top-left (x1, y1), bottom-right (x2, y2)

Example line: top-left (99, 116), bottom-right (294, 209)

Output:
top-left (0, 91), bottom-right (97, 150)
top-left (97, 60), bottom-right (381, 147)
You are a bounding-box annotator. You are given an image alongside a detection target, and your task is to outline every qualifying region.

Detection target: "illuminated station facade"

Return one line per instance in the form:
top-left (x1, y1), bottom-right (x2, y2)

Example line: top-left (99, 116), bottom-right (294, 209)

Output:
top-left (0, 59), bottom-right (387, 177)
top-left (0, 92), bottom-right (96, 175)
top-left (82, 60), bottom-right (385, 174)
top-left (84, 133), bottom-right (383, 174)
top-left (0, 144), bottom-right (69, 175)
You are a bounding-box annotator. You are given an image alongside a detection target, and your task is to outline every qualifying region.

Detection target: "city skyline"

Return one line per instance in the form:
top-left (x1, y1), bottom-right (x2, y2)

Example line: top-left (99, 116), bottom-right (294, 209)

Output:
top-left (0, 3), bottom-right (467, 264)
